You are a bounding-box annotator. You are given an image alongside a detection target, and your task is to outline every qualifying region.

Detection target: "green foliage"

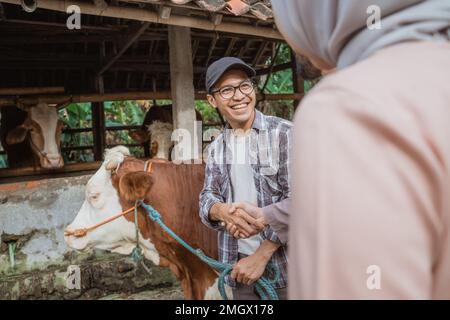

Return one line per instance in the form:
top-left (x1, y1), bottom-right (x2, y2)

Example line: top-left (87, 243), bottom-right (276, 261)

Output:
top-left (60, 102), bottom-right (92, 128)
top-left (58, 103), bottom-right (94, 163)
top-left (104, 100), bottom-right (145, 126)
top-left (195, 100), bottom-right (221, 123)
top-left (0, 154), bottom-right (7, 168)
top-left (260, 44), bottom-right (293, 94)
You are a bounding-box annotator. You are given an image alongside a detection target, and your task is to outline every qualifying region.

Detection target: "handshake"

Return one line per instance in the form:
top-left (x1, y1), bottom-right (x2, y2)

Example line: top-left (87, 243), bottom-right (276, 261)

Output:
top-left (212, 202), bottom-right (267, 239)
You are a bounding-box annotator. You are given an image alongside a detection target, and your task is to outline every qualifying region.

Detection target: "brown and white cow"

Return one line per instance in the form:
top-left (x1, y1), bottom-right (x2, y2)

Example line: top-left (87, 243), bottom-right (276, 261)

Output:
top-left (129, 105), bottom-right (203, 161)
top-left (65, 146), bottom-right (230, 299)
top-left (0, 103), bottom-right (64, 168)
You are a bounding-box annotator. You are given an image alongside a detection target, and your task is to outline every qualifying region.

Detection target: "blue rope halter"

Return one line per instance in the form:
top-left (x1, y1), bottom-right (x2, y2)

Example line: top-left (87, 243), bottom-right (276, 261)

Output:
top-left (132, 199), bottom-right (280, 300)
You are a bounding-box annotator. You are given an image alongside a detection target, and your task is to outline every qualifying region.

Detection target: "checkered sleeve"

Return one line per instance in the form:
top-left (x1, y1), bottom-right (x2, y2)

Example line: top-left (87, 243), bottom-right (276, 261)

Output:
top-left (199, 142), bottom-right (225, 231)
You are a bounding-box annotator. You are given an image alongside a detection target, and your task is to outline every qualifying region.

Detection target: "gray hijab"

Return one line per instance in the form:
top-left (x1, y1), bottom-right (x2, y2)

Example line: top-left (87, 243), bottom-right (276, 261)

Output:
top-left (272, 0), bottom-right (450, 69)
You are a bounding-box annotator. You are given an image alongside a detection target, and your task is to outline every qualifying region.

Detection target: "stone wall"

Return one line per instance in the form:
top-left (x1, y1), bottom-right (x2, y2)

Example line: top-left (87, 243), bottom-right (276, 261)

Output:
top-left (0, 174), bottom-right (177, 300)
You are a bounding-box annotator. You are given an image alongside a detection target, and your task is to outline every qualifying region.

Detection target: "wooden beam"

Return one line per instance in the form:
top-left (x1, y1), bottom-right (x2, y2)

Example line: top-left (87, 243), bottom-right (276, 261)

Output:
top-left (91, 102), bottom-right (106, 161)
top-left (168, 25), bottom-right (200, 161)
top-left (97, 22), bottom-right (151, 76)
top-left (0, 86), bottom-right (65, 95)
top-left (0, 162), bottom-right (102, 180)
top-left (252, 41), bottom-right (267, 66)
top-left (238, 40), bottom-right (252, 59)
top-left (0, 92), bottom-right (303, 106)
top-left (224, 38), bottom-right (237, 56)
top-left (205, 36), bottom-right (218, 67)
top-left (0, 0), bottom-right (283, 40)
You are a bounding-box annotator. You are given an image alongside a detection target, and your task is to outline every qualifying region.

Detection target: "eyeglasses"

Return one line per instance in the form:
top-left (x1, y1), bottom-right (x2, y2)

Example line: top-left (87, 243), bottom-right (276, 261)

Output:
top-left (210, 79), bottom-right (255, 100)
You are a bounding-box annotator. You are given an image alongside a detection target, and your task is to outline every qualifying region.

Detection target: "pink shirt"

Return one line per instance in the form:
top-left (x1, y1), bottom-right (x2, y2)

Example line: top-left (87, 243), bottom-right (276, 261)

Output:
top-left (289, 41), bottom-right (450, 299)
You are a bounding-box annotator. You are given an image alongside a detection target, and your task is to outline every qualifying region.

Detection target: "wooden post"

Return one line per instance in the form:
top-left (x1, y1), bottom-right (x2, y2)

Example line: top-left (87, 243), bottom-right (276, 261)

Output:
top-left (92, 50), bottom-right (106, 161)
top-left (91, 102), bottom-right (106, 161)
top-left (291, 49), bottom-right (304, 112)
top-left (168, 25), bottom-right (200, 162)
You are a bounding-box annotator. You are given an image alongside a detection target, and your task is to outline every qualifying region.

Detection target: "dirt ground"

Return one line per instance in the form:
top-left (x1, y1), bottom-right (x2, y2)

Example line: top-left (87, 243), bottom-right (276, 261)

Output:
top-left (98, 285), bottom-right (184, 300)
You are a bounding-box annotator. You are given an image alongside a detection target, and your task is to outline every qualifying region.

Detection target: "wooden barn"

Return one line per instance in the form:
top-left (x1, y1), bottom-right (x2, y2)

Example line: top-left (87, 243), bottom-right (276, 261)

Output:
top-left (0, 0), bottom-right (322, 178)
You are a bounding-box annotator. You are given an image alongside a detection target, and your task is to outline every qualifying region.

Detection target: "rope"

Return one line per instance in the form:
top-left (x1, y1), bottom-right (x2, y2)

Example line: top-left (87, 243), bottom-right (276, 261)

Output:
top-left (137, 200), bottom-right (280, 300)
top-left (65, 160), bottom-right (153, 238)
top-left (131, 203), bottom-right (153, 276)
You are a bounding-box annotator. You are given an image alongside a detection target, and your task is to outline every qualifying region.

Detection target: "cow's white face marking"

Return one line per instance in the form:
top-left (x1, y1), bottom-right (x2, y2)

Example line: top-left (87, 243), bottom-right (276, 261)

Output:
top-left (65, 146), bottom-right (160, 265)
top-left (29, 103), bottom-right (64, 168)
top-left (147, 121), bottom-right (173, 159)
top-left (203, 277), bottom-right (233, 300)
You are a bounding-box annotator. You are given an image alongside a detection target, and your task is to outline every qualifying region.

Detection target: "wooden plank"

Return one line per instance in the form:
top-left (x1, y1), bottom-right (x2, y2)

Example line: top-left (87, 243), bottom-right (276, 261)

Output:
top-left (0, 87), bottom-right (65, 95)
top-left (0, 162), bottom-right (102, 180)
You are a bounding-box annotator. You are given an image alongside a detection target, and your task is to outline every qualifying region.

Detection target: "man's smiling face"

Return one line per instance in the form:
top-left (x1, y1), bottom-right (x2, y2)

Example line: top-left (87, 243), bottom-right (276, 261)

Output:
top-left (207, 69), bottom-right (256, 130)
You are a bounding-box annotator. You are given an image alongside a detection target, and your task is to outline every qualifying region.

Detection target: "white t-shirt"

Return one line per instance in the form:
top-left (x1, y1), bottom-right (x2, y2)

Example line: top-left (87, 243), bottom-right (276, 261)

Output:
top-left (229, 131), bottom-right (262, 256)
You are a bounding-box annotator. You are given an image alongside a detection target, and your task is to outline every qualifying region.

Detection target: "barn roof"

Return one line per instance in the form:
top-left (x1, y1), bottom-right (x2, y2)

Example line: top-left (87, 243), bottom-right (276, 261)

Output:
top-left (136, 0), bottom-right (274, 21)
top-left (0, 0), bottom-right (292, 98)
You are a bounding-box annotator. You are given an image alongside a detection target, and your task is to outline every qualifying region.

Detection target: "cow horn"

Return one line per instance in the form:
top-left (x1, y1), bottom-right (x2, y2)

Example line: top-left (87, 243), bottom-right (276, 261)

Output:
top-left (20, 0), bottom-right (37, 13)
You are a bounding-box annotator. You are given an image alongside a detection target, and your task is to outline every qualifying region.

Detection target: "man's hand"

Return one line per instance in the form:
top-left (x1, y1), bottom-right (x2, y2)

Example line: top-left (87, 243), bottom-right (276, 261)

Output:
top-left (230, 240), bottom-right (280, 285)
top-left (233, 202), bottom-right (266, 225)
top-left (209, 203), bottom-right (260, 238)
top-left (225, 202), bottom-right (266, 239)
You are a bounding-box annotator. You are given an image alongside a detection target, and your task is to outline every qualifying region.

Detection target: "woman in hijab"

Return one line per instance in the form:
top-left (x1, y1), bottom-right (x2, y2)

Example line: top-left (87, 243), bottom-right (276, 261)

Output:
top-left (270, 0), bottom-right (450, 299)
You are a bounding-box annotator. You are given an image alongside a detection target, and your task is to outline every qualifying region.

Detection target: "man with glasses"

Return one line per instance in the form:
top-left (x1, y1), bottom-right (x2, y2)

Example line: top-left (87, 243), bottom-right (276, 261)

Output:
top-left (199, 57), bottom-right (292, 300)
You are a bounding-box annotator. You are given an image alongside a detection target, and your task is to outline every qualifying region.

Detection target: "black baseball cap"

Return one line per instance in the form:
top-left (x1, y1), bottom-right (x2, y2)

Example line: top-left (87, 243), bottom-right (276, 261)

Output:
top-left (205, 57), bottom-right (256, 94)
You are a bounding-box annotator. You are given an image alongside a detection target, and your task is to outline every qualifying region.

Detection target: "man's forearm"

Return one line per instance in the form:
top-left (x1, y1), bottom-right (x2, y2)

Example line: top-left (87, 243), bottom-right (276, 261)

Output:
top-left (262, 198), bottom-right (290, 244)
top-left (254, 240), bottom-right (281, 262)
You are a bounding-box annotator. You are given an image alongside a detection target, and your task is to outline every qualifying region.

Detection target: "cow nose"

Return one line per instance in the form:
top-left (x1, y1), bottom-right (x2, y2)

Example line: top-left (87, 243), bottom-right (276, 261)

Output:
top-left (44, 154), bottom-right (64, 168)
top-left (64, 227), bottom-right (88, 251)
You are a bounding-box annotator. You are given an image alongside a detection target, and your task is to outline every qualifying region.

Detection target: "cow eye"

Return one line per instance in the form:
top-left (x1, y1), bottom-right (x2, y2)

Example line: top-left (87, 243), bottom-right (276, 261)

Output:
top-left (88, 193), bottom-right (100, 202)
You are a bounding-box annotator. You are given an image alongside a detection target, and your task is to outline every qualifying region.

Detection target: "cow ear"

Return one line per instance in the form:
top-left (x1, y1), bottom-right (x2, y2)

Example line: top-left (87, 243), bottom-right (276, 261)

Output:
top-left (118, 171), bottom-right (153, 202)
top-left (6, 124), bottom-right (29, 145)
top-left (129, 129), bottom-right (149, 143)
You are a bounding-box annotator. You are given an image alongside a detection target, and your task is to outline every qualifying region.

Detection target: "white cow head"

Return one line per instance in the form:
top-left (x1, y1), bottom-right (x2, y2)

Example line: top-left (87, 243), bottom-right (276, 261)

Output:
top-left (147, 121), bottom-right (173, 160)
top-left (6, 103), bottom-right (64, 168)
top-left (64, 146), bottom-right (159, 265)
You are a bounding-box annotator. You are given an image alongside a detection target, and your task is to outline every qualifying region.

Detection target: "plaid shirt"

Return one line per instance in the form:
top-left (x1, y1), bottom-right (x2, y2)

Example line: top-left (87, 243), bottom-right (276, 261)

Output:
top-left (199, 110), bottom-right (292, 288)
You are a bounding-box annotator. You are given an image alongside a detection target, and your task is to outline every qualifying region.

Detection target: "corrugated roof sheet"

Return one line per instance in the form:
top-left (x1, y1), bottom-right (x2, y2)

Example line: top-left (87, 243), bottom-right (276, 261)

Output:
top-left (169, 0), bottom-right (273, 20)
